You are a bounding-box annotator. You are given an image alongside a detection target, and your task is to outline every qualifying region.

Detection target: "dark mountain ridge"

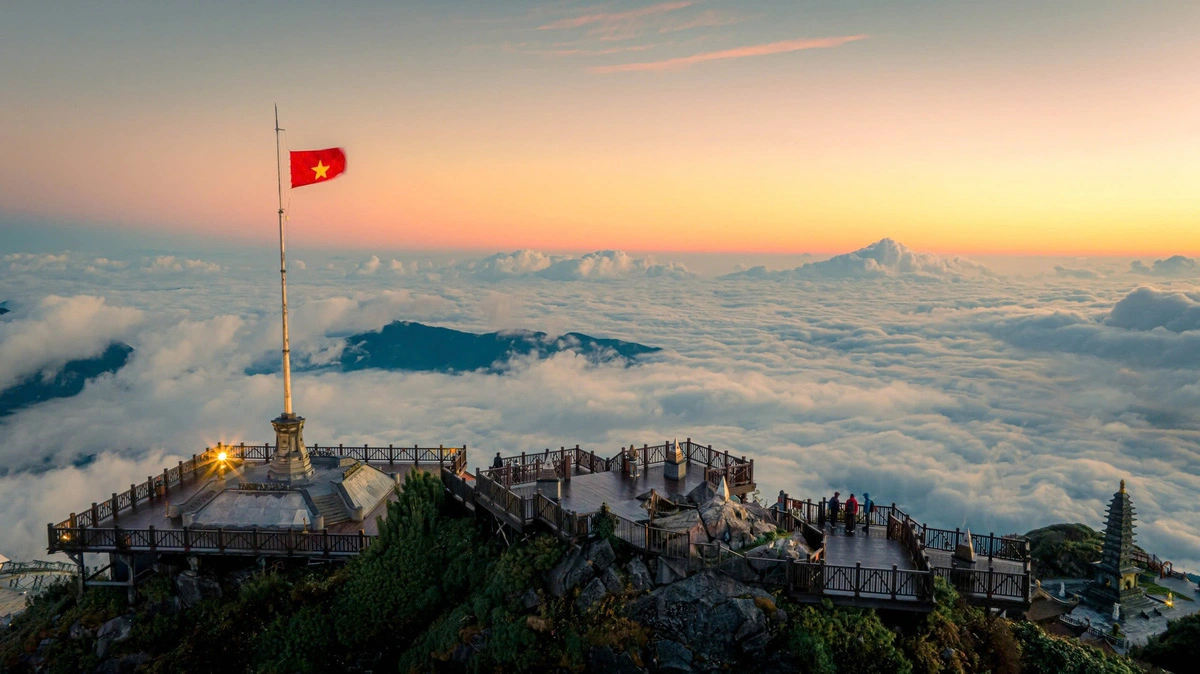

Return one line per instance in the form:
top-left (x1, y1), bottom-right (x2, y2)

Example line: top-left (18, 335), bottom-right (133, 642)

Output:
top-left (0, 342), bottom-right (133, 417)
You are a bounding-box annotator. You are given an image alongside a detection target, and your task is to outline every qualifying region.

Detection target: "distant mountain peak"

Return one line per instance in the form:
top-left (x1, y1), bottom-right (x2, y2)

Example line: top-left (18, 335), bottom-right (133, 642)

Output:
top-left (721, 238), bottom-right (990, 280)
top-left (247, 321), bottom-right (660, 376)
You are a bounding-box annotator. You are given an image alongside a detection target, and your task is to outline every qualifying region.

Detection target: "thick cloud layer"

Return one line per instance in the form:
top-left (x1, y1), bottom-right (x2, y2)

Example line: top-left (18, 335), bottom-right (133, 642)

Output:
top-left (0, 296), bottom-right (141, 391)
top-left (1131, 255), bottom-right (1199, 278)
top-left (355, 250), bottom-right (691, 281)
top-left (0, 247), bottom-right (1197, 574)
top-left (722, 238), bottom-right (990, 280)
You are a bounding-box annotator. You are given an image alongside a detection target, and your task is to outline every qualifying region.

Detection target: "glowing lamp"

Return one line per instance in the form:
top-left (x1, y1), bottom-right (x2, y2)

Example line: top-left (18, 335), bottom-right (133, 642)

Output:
top-left (218, 452), bottom-right (228, 462)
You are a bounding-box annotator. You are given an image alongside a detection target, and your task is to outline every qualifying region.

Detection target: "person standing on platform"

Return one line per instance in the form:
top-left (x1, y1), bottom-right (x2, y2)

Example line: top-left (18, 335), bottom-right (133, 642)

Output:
top-left (845, 493), bottom-right (859, 535)
top-left (861, 492), bottom-right (875, 535)
top-left (492, 452), bottom-right (504, 469)
top-left (828, 492), bottom-right (841, 531)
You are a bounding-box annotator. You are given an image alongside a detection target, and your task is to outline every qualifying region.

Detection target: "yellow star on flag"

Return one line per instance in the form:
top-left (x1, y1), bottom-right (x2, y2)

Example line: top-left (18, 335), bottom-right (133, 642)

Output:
top-left (311, 161), bottom-right (330, 180)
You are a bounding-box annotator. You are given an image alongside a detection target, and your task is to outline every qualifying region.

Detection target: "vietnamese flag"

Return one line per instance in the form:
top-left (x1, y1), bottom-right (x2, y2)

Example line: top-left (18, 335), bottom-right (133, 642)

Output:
top-left (290, 148), bottom-right (346, 188)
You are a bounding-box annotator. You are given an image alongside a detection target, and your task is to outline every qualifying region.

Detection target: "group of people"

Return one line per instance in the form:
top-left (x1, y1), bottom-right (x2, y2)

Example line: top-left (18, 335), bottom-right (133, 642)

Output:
top-left (827, 491), bottom-right (874, 535)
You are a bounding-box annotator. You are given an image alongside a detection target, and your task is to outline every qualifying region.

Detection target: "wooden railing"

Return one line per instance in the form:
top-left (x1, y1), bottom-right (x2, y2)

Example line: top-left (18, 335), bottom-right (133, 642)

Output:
top-left (1131, 549), bottom-right (1180, 579)
top-left (693, 544), bottom-right (934, 603)
top-left (484, 438), bottom-right (756, 489)
top-left (604, 438), bottom-right (755, 489)
top-left (608, 510), bottom-right (692, 558)
top-left (52, 443), bottom-right (466, 534)
top-left (931, 565), bottom-right (1030, 603)
top-left (48, 524), bottom-right (372, 557)
top-left (442, 467), bottom-right (474, 507)
top-left (473, 469), bottom-right (527, 527)
top-left (922, 526), bottom-right (1028, 563)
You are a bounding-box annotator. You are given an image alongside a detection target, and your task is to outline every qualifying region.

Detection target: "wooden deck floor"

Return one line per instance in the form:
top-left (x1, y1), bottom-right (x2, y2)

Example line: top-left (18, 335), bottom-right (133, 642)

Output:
top-left (823, 526), bottom-right (915, 570)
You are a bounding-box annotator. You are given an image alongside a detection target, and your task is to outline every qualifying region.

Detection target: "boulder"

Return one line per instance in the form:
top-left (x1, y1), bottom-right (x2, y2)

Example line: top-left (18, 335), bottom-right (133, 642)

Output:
top-left (96, 615), bottom-right (133, 642)
top-left (655, 639), bottom-right (695, 673)
top-left (651, 509), bottom-right (703, 533)
top-left (629, 570), bottom-right (775, 665)
top-left (655, 557), bottom-right (688, 586)
top-left (548, 546), bottom-right (595, 597)
top-left (696, 496), bottom-right (782, 551)
top-left (602, 566), bottom-right (624, 594)
top-left (576, 577), bottom-right (609, 612)
top-left (176, 570), bottom-right (222, 608)
top-left (627, 558), bottom-right (653, 591)
top-left (95, 615), bottom-right (133, 659)
top-left (699, 500), bottom-right (754, 548)
top-left (586, 538), bottom-right (616, 572)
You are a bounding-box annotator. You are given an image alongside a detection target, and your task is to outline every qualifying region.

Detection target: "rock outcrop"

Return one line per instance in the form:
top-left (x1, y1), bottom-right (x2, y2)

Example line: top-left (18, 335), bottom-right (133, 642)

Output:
top-left (629, 570), bottom-right (783, 668)
top-left (175, 570), bottom-right (222, 608)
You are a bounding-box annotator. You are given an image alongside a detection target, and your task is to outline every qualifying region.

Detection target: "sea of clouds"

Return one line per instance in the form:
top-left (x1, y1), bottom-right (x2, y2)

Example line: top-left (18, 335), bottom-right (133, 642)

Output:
top-left (1, 242), bottom-right (1198, 572)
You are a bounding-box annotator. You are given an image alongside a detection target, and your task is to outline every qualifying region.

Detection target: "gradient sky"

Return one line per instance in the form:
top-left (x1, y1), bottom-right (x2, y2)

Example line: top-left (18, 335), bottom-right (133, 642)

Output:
top-left (2, 0), bottom-right (1198, 255)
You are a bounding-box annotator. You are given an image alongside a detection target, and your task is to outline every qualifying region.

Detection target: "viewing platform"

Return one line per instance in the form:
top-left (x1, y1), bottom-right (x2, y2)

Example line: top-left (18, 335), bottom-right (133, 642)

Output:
top-left (449, 443), bottom-right (1031, 614)
top-left (48, 442), bottom-right (467, 563)
top-left (48, 435), bottom-right (1030, 615)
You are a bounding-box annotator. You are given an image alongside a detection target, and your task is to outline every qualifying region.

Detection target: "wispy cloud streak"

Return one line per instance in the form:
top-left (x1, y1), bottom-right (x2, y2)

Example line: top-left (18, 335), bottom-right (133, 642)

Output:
top-left (506, 42), bottom-right (660, 57)
top-left (539, 1), bottom-right (694, 30)
top-left (589, 34), bottom-right (868, 73)
top-left (658, 9), bottom-right (745, 33)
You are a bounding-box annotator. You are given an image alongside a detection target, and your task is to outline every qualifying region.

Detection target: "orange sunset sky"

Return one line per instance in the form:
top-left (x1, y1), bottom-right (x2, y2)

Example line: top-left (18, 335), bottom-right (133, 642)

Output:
top-left (1, 1), bottom-right (1198, 256)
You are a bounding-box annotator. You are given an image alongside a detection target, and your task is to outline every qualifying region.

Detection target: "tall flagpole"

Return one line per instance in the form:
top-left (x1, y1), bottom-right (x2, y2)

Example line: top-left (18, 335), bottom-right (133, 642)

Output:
top-left (275, 104), bottom-right (293, 415)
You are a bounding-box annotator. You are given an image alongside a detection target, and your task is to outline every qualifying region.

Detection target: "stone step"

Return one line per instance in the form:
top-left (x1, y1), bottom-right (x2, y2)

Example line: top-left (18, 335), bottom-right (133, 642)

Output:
top-left (311, 493), bottom-right (351, 525)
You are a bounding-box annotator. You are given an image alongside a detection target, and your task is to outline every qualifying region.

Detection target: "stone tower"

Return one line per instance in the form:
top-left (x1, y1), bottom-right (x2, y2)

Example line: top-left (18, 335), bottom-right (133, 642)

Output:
top-left (1084, 480), bottom-right (1147, 611)
top-left (267, 412), bottom-right (315, 483)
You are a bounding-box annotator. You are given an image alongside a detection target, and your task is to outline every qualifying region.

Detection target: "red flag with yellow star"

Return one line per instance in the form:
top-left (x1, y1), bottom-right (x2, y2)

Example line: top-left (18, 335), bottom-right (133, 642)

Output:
top-left (290, 148), bottom-right (346, 188)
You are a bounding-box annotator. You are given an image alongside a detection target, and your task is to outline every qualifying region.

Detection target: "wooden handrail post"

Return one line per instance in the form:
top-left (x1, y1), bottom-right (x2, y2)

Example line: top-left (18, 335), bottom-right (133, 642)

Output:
top-left (148, 525), bottom-right (156, 552)
top-left (891, 564), bottom-right (898, 600)
top-left (854, 562), bottom-right (862, 597)
top-left (129, 485), bottom-right (137, 511)
top-left (91, 502), bottom-right (99, 526)
top-left (218, 527), bottom-right (225, 553)
top-left (987, 565), bottom-right (995, 599)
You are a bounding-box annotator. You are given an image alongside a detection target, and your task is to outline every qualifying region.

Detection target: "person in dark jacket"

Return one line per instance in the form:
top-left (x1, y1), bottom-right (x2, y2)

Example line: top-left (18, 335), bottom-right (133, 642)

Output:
top-left (844, 493), bottom-right (859, 535)
top-left (861, 492), bottom-right (875, 534)
top-left (491, 452), bottom-right (504, 469)
top-left (827, 492), bottom-right (841, 530)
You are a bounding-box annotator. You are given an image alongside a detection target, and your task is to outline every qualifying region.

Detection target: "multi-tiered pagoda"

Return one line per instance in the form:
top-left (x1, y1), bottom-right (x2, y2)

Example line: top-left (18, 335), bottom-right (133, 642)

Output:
top-left (1083, 480), bottom-right (1150, 613)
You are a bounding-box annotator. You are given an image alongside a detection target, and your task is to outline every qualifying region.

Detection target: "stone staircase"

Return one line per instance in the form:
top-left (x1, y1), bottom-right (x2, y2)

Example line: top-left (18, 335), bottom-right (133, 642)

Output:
top-left (311, 492), bottom-right (351, 526)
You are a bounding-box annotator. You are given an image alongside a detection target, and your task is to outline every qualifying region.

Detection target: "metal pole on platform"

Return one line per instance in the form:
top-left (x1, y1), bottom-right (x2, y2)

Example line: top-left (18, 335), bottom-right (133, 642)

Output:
top-left (275, 104), bottom-right (293, 415)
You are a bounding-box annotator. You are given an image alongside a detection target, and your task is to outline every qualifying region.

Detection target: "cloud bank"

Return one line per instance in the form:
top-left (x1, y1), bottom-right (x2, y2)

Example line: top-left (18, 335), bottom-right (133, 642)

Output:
top-left (1, 247), bottom-right (1198, 575)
